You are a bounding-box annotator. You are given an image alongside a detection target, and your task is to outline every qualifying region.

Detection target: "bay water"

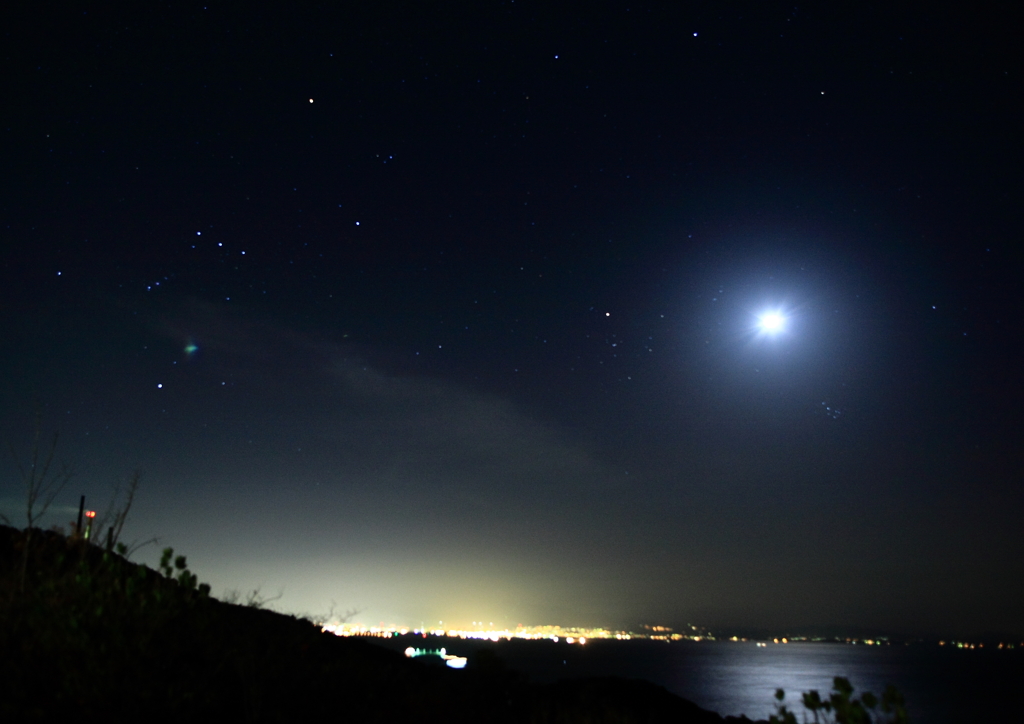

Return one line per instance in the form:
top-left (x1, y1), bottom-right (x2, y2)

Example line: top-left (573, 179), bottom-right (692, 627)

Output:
top-left (376, 635), bottom-right (1023, 722)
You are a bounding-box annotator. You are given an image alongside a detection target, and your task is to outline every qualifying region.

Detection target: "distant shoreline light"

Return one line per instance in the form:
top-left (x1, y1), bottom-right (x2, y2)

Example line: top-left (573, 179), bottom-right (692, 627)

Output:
top-left (317, 624), bottom-right (1007, 648)
top-left (320, 622), bottom-right (715, 643)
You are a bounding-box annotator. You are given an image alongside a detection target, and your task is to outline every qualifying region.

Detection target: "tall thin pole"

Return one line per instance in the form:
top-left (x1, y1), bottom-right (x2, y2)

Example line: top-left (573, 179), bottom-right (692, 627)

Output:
top-left (76, 495), bottom-right (85, 537)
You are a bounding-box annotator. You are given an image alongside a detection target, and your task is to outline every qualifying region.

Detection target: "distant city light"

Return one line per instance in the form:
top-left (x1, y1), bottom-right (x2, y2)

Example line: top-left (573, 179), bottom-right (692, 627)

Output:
top-left (320, 623), bottom-right (961, 649)
top-left (324, 623), bottom-right (695, 643)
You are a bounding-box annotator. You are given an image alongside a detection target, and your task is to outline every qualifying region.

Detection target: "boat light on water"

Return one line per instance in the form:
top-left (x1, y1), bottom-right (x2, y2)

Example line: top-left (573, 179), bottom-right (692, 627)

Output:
top-left (404, 646), bottom-right (468, 669)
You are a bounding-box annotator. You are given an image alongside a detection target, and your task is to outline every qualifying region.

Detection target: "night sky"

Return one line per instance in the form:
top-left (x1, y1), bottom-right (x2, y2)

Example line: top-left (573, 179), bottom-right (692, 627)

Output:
top-left (2, 2), bottom-right (1021, 637)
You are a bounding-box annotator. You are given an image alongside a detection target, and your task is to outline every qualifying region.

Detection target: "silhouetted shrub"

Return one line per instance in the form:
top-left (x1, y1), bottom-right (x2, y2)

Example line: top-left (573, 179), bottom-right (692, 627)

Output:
top-left (770, 676), bottom-right (908, 724)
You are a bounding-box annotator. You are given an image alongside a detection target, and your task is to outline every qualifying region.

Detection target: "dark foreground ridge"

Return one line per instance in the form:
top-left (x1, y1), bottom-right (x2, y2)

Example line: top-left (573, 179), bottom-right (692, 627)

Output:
top-left (0, 525), bottom-right (760, 723)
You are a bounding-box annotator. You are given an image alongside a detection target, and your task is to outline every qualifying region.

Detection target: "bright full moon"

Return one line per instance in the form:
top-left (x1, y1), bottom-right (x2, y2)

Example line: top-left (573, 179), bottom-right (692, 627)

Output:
top-left (758, 311), bottom-right (786, 333)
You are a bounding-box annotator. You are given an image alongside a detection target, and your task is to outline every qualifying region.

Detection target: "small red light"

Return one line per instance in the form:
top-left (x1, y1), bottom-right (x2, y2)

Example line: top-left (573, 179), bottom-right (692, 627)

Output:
top-left (85, 511), bottom-right (96, 518)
